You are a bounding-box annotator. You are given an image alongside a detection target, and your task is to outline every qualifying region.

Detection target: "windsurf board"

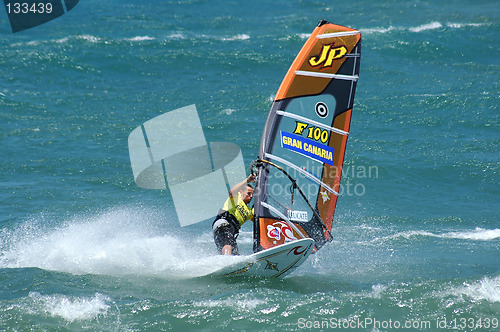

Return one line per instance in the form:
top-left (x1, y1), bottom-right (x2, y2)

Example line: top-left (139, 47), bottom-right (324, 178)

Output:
top-left (206, 238), bottom-right (315, 278)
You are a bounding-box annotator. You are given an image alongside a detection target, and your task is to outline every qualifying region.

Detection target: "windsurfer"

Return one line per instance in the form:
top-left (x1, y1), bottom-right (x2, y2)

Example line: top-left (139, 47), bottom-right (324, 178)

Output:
top-left (212, 174), bottom-right (256, 255)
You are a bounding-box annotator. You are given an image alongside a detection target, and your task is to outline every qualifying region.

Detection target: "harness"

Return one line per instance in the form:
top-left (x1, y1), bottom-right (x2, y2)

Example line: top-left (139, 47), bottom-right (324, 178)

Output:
top-left (212, 210), bottom-right (241, 233)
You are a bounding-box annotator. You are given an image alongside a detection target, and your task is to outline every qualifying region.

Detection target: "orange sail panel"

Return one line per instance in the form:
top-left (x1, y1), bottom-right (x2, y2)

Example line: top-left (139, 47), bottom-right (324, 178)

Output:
top-left (253, 20), bottom-right (361, 252)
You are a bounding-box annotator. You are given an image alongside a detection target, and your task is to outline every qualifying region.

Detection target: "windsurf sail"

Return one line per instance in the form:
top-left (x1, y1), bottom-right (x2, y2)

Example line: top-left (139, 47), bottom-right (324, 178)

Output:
top-left (252, 20), bottom-right (361, 252)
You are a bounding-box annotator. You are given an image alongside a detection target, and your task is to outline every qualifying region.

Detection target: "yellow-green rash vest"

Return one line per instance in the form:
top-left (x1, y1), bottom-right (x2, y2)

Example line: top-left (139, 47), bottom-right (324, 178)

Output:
top-left (222, 192), bottom-right (254, 227)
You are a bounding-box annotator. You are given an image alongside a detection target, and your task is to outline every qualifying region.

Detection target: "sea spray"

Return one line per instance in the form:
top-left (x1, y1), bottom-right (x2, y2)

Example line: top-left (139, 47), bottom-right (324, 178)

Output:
top-left (28, 292), bottom-right (111, 322)
top-left (0, 207), bottom-right (245, 278)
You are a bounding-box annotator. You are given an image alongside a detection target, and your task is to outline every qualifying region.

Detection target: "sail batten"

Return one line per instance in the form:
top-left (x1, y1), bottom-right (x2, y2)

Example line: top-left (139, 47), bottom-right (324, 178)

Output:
top-left (275, 110), bottom-right (349, 136)
top-left (295, 71), bottom-right (359, 81)
top-left (264, 153), bottom-right (339, 195)
top-left (253, 21), bottom-right (361, 253)
top-left (317, 30), bottom-right (360, 39)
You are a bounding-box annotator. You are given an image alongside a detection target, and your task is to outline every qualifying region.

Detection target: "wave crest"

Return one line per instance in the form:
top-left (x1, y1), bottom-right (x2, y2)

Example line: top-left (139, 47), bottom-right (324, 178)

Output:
top-left (369, 228), bottom-right (500, 243)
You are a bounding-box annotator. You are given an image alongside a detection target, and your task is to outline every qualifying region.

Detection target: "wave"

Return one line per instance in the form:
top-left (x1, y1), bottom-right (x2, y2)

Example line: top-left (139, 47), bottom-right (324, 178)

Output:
top-left (222, 34), bottom-right (250, 41)
top-left (441, 228), bottom-right (500, 241)
top-left (441, 275), bottom-right (500, 303)
top-left (409, 21), bottom-right (443, 32)
top-left (360, 26), bottom-right (399, 34)
top-left (75, 34), bottom-right (101, 43)
top-left (10, 34), bottom-right (102, 48)
top-left (457, 275), bottom-right (500, 303)
top-left (26, 292), bottom-right (111, 322)
top-left (9, 31), bottom-right (251, 48)
top-left (166, 32), bottom-right (186, 40)
top-left (368, 284), bottom-right (389, 299)
top-left (125, 36), bottom-right (156, 42)
top-left (368, 228), bottom-right (500, 243)
top-left (8, 20), bottom-right (489, 50)
top-left (0, 207), bottom-right (245, 279)
top-left (360, 22), bottom-right (487, 35)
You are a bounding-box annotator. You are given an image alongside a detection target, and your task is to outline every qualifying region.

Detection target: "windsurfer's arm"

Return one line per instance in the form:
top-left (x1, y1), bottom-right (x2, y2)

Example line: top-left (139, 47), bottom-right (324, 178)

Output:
top-left (229, 174), bottom-right (256, 197)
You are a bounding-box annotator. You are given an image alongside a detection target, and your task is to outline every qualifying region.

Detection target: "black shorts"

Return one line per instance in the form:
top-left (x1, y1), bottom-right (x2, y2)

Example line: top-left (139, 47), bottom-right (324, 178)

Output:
top-left (213, 219), bottom-right (239, 255)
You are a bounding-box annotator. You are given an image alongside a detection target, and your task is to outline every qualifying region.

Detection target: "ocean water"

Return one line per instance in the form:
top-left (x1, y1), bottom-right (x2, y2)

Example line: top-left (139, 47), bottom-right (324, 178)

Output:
top-left (1, 0), bottom-right (499, 331)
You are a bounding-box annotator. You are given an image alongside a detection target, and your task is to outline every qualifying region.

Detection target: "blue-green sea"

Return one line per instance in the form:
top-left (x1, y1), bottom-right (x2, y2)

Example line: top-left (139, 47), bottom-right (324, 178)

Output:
top-left (1, 1), bottom-right (499, 331)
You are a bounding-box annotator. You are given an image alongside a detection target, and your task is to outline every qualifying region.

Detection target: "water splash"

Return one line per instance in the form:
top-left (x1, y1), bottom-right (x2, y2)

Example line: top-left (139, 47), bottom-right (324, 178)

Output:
top-left (28, 292), bottom-right (111, 322)
top-left (0, 207), bottom-right (243, 278)
top-left (441, 275), bottom-right (500, 304)
top-left (460, 276), bottom-right (500, 303)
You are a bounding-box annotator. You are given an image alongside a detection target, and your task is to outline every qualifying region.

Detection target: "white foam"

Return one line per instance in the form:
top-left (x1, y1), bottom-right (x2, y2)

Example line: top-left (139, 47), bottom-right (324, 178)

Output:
top-left (447, 275), bottom-right (500, 303)
top-left (29, 292), bottom-right (110, 322)
top-left (441, 228), bottom-right (500, 241)
top-left (447, 22), bottom-right (485, 29)
top-left (369, 228), bottom-right (500, 243)
top-left (193, 295), bottom-right (266, 311)
top-left (360, 26), bottom-right (398, 35)
top-left (126, 36), bottom-right (155, 42)
top-left (409, 22), bottom-right (443, 32)
top-left (77, 35), bottom-right (101, 43)
top-left (55, 37), bottom-right (69, 43)
top-left (0, 207), bottom-right (243, 279)
top-left (359, 22), bottom-right (485, 36)
top-left (167, 32), bottom-right (185, 40)
top-left (368, 230), bottom-right (436, 243)
top-left (221, 108), bottom-right (237, 115)
top-left (369, 284), bottom-right (388, 299)
top-left (297, 33), bottom-right (311, 40)
top-left (223, 34), bottom-right (250, 41)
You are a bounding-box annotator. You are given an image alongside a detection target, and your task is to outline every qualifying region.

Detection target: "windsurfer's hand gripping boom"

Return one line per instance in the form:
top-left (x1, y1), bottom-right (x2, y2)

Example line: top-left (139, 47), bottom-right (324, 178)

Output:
top-left (229, 174), bottom-right (256, 198)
